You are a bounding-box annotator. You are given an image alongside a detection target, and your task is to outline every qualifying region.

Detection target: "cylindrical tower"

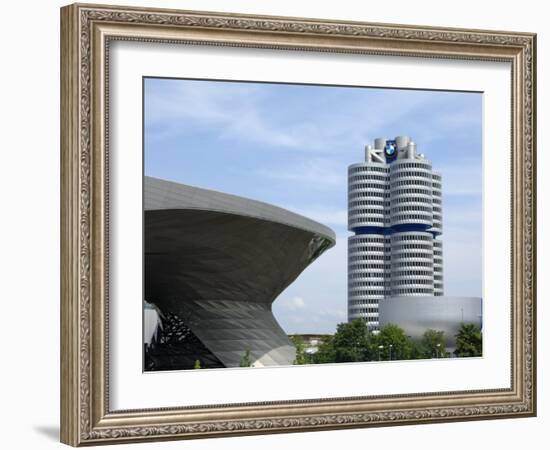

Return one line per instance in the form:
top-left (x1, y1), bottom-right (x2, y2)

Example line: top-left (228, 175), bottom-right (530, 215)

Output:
top-left (390, 231), bottom-right (434, 296)
top-left (389, 156), bottom-right (435, 296)
top-left (389, 158), bottom-right (434, 229)
top-left (347, 136), bottom-right (444, 329)
top-left (431, 171), bottom-right (444, 296)
top-left (348, 162), bottom-right (389, 229)
top-left (430, 172), bottom-right (443, 235)
top-left (347, 162), bottom-right (390, 328)
top-left (433, 239), bottom-right (444, 296)
top-left (347, 234), bottom-right (386, 326)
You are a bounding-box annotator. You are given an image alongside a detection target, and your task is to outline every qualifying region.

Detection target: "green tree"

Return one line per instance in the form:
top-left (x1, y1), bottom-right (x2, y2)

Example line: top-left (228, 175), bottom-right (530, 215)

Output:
top-left (193, 359), bottom-right (202, 369)
top-left (290, 335), bottom-right (310, 365)
top-left (421, 329), bottom-right (447, 358)
top-left (454, 323), bottom-right (482, 357)
top-left (410, 340), bottom-right (426, 360)
top-left (239, 349), bottom-right (252, 367)
top-left (332, 319), bottom-right (370, 362)
top-left (312, 335), bottom-right (336, 364)
top-left (367, 324), bottom-right (414, 361)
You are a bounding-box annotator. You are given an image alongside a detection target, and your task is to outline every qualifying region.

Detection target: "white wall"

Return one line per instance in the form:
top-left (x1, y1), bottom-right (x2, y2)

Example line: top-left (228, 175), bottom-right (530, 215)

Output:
top-left (0, 0), bottom-right (546, 449)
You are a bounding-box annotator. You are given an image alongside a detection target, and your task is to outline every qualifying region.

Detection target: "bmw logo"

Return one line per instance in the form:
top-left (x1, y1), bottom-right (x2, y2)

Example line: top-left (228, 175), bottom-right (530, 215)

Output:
top-left (384, 140), bottom-right (397, 159)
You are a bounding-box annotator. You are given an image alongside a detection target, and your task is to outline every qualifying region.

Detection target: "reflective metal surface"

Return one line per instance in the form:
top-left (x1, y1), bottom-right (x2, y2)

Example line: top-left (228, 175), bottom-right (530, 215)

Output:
top-left (379, 296), bottom-right (483, 349)
top-left (144, 177), bottom-right (336, 368)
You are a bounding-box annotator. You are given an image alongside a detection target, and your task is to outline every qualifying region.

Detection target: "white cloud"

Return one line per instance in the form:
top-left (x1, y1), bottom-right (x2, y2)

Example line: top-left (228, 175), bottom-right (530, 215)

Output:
top-left (145, 80), bottom-right (457, 155)
top-left (443, 240), bottom-right (482, 297)
top-left (273, 235), bottom-right (349, 334)
top-left (439, 200), bottom-right (482, 297)
top-left (438, 162), bottom-right (482, 196)
top-left (279, 296), bottom-right (306, 311)
top-left (256, 158), bottom-right (346, 188)
top-left (145, 81), bottom-right (320, 151)
top-left (286, 205), bottom-right (348, 227)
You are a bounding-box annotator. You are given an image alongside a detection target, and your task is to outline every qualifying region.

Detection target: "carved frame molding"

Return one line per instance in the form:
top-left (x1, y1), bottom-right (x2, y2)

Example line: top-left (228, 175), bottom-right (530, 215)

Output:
top-left (60, 3), bottom-right (536, 446)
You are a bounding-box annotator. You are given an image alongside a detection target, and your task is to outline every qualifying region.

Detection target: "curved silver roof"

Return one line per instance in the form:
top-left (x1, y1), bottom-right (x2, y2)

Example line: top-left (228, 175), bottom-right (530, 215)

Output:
top-left (145, 176), bottom-right (336, 244)
top-left (144, 176), bottom-right (336, 368)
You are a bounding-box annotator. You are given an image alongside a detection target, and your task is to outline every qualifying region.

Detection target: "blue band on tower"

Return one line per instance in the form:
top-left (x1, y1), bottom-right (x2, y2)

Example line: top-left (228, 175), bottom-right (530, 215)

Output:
top-left (352, 226), bottom-right (393, 236)
top-left (353, 223), bottom-right (438, 236)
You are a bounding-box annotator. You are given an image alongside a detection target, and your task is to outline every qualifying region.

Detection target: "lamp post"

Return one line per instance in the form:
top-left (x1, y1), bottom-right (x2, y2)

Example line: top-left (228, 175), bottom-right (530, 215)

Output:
top-left (388, 344), bottom-right (393, 361)
top-left (378, 345), bottom-right (384, 361)
top-left (436, 343), bottom-right (441, 358)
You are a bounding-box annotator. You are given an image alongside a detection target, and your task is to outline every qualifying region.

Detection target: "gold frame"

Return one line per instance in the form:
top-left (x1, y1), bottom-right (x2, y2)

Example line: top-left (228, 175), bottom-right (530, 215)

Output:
top-left (60, 3), bottom-right (537, 446)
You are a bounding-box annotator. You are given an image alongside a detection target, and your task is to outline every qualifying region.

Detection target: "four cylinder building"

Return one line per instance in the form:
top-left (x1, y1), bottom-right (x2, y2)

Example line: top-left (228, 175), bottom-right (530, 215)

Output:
top-left (348, 136), bottom-right (444, 329)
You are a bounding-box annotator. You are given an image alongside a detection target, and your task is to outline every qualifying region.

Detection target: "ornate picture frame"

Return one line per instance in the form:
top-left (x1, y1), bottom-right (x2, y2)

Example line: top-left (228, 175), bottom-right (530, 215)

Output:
top-left (60, 3), bottom-right (536, 446)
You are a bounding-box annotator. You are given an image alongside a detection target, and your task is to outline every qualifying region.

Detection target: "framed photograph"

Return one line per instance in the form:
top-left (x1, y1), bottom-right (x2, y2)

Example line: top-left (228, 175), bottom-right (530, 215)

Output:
top-left (60, 3), bottom-right (536, 446)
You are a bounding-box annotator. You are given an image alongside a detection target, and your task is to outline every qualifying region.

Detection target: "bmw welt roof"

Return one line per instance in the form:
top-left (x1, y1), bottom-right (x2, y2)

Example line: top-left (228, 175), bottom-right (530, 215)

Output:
top-left (145, 176), bottom-right (336, 243)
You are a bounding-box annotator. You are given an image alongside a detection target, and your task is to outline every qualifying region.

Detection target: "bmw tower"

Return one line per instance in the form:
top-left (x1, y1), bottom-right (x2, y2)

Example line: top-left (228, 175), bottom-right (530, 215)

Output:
top-left (347, 136), bottom-right (444, 329)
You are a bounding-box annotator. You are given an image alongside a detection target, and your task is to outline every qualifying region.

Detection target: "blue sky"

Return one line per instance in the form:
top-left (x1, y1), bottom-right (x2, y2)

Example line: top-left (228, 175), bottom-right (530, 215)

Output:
top-left (144, 77), bottom-right (482, 334)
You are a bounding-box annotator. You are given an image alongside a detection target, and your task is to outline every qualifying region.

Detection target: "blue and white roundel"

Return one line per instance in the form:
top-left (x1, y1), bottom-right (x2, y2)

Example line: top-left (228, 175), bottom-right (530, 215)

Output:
top-left (385, 141), bottom-right (396, 156)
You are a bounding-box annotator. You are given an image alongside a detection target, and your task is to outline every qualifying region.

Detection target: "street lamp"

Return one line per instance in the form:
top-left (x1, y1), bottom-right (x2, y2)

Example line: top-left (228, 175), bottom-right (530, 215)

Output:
top-left (436, 343), bottom-right (441, 358)
top-left (378, 345), bottom-right (384, 361)
top-left (388, 344), bottom-right (393, 361)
